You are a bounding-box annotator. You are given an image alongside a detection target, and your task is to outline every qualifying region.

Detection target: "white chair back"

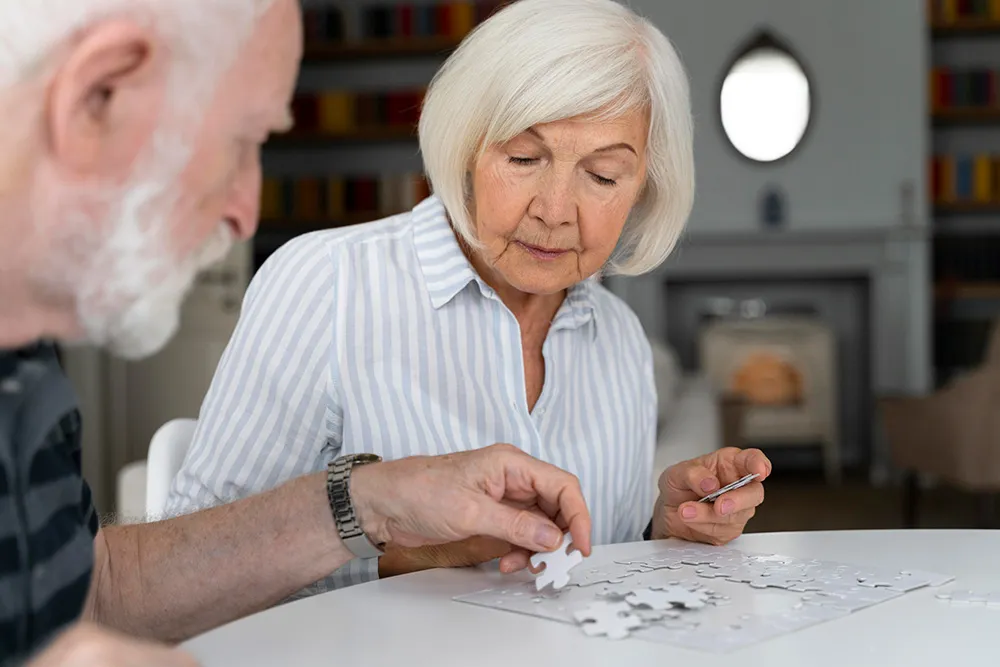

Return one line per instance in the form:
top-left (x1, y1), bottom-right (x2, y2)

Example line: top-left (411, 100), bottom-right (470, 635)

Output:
top-left (145, 418), bottom-right (198, 518)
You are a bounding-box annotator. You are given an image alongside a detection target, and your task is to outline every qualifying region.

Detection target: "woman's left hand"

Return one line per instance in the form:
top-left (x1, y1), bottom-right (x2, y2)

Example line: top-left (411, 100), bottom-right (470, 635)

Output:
top-left (652, 447), bottom-right (772, 545)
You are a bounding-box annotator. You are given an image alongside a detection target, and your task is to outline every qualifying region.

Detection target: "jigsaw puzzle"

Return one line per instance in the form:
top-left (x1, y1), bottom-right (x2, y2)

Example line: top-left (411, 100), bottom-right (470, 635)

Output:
top-left (454, 541), bottom-right (954, 653)
top-left (529, 532), bottom-right (584, 591)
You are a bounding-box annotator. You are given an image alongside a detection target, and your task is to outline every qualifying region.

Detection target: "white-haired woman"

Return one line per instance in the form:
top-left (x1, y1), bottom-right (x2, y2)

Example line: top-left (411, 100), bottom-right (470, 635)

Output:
top-left (167, 0), bottom-right (771, 590)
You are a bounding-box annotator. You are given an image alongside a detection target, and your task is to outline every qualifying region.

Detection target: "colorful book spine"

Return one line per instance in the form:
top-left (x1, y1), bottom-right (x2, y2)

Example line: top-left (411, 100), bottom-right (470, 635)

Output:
top-left (931, 154), bottom-right (1000, 204)
top-left (931, 0), bottom-right (1000, 19)
top-left (930, 68), bottom-right (1000, 109)
top-left (302, 2), bottom-right (507, 44)
top-left (260, 174), bottom-right (432, 223)
top-left (283, 89), bottom-right (427, 135)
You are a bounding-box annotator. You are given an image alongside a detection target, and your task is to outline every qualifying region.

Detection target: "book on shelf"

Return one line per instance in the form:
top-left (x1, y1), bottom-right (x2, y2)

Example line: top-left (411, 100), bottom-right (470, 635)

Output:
top-left (302, 2), bottom-right (508, 46)
top-left (260, 173), bottom-right (431, 224)
top-left (929, 0), bottom-right (1000, 23)
top-left (931, 154), bottom-right (1000, 204)
top-left (289, 89), bottom-right (425, 135)
top-left (930, 67), bottom-right (999, 109)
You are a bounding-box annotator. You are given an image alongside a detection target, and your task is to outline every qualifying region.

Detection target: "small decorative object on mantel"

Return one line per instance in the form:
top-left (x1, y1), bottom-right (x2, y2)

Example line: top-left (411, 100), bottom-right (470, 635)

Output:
top-left (760, 185), bottom-right (787, 230)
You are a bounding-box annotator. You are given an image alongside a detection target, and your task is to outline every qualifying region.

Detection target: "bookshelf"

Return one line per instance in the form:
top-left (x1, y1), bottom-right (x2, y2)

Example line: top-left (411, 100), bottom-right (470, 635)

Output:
top-left (927, 1), bottom-right (1000, 385)
top-left (255, 1), bottom-right (508, 273)
top-left (268, 126), bottom-right (418, 147)
top-left (931, 18), bottom-right (1000, 36)
top-left (932, 108), bottom-right (1000, 125)
top-left (303, 36), bottom-right (462, 61)
top-left (935, 202), bottom-right (1000, 214)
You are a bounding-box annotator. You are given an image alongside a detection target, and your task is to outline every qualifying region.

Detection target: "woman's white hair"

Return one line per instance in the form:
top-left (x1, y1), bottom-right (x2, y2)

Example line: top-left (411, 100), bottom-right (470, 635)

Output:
top-left (419, 0), bottom-right (695, 277)
top-left (0, 0), bottom-right (277, 99)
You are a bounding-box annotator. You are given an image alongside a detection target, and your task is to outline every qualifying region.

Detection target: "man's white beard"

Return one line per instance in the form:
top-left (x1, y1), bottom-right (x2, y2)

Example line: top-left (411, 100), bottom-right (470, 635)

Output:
top-left (47, 128), bottom-right (234, 360)
top-left (83, 212), bottom-right (233, 360)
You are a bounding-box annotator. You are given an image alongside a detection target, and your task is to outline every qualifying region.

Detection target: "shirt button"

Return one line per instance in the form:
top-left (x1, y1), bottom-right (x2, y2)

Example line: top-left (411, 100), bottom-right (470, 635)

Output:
top-left (1, 378), bottom-right (21, 394)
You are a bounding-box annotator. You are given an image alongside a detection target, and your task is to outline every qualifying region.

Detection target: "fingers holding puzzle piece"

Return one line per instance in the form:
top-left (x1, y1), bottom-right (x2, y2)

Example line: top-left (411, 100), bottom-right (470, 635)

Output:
top-left (530, 532), bottom-right (585, 591)
top-left (699, 473), bottom-right (760, 503)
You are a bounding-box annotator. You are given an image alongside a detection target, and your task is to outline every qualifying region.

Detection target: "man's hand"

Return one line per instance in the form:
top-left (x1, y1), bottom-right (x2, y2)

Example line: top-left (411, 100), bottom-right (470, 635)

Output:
top-left (27, 623), bottom-right (197, 667)
top-left (652, 447), bottom-right (771, 546)
top-left (351, 444), bottom-right (592, 571)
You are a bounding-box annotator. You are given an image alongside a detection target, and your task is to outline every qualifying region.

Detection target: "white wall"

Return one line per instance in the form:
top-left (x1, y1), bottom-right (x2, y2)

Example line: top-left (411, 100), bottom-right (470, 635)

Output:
top-left (628, 0), bottom-right (928, 233)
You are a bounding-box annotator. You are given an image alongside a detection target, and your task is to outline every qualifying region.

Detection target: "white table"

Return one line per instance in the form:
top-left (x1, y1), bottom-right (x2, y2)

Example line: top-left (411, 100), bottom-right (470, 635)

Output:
top-left (184, 530), bottom-right (999, 666)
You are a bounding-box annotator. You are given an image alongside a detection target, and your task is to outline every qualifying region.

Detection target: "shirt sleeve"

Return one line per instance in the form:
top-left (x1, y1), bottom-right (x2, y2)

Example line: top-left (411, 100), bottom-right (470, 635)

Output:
top-left (165, 236), bottom-right (342, 515)
top-left (614, 333), bottom-right (657, 544)
top-left (164, 235), bottom-right (377, 591)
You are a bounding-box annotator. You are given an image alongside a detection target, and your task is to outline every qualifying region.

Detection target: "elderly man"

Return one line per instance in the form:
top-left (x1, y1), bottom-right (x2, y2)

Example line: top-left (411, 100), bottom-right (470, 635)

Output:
top-left (0, 1), bottom-right (593, 665)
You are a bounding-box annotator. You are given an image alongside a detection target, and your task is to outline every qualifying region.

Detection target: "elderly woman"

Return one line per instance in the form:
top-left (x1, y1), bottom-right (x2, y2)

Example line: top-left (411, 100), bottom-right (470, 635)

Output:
top-left (167, 0), bottom-right (770, 590)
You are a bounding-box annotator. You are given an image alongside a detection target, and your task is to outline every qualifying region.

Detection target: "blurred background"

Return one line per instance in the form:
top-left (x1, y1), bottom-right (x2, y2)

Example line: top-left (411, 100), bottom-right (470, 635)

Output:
top-left (61, 0), bottom-right (1000, 533)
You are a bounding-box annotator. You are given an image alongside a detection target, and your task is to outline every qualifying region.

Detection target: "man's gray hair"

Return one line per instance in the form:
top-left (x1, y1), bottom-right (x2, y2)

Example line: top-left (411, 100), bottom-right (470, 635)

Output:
top-left (0, 0), bottom-right (278, 96)
top-left (419, 0), bottom-right (695, 277)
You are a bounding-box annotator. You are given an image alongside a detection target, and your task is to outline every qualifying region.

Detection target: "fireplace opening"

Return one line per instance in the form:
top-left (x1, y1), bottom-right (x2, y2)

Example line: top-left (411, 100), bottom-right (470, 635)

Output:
top-left (664, 276), bottom-right (872, 481)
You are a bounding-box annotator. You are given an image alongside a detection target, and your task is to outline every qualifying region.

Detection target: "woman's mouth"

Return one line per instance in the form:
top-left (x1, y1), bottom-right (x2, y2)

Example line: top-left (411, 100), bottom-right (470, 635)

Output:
top-left (515, 241), bottom-right (569, 261)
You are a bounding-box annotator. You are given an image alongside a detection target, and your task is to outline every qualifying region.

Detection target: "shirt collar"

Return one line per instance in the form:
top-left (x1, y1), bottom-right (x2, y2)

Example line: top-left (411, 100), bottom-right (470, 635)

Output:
top-left (411, 195), bottom-right (599, 337)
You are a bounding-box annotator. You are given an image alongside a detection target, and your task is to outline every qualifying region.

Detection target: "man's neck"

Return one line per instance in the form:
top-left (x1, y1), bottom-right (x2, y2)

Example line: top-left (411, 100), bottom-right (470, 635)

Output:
top-left (0, 215), bottom-right (80, 351)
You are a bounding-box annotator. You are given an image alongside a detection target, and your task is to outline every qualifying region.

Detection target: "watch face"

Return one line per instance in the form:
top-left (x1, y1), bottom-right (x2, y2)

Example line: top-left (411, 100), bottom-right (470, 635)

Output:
top-left (353, 453), bottom-right (381, 465)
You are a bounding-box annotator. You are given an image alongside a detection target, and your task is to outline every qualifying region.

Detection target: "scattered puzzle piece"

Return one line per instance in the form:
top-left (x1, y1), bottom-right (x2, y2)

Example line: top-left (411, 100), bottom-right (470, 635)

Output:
top-left (647, 584), bottom-right (710, 609)
top-left (529, 532), bottom-right (584, 591)
top-left (625, 588), bottom-right (679, 611)
top-left (573, 602), bottom-right (645, 639)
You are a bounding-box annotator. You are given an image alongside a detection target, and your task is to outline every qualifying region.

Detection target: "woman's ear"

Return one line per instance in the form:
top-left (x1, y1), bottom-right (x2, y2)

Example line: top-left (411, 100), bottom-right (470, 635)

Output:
top-left (46, 19), bottom-right (166, 177)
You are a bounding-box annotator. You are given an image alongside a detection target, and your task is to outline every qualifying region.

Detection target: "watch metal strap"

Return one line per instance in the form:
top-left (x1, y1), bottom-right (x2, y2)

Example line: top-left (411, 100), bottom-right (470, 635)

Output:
top-left (326, 453), bottom-right (385, 559)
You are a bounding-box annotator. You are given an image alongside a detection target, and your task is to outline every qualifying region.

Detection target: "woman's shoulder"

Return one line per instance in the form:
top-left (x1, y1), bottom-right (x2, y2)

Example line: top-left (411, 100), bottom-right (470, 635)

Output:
top-left (257, 212), bottom-right (417, 274)
top-left (590, 282), bottom-right (649, 342)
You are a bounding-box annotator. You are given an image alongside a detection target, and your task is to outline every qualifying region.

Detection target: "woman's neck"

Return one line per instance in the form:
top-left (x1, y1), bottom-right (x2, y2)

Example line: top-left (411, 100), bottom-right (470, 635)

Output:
top-left (461, 238), bottom-right (565, 329)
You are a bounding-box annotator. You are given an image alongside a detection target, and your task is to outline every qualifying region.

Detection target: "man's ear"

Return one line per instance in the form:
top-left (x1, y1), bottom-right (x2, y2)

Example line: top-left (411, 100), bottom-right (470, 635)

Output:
top-left (46, 20), bottom-right (166, 177)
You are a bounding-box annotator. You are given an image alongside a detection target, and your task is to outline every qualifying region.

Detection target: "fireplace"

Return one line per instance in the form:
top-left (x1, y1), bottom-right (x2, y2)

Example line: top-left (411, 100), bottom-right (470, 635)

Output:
top-left (699, 314), bottom-right (841, 484)
top-left (607, 226), bottom-right (930, 484)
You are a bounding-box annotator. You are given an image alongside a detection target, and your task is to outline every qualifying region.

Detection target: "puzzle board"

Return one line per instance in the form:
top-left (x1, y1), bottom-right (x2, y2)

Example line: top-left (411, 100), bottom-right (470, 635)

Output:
top-left (454, 542), bottom-right (953, 653)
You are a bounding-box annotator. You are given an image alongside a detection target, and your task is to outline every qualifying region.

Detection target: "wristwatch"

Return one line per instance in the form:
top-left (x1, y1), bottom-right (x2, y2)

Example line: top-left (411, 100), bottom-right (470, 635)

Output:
top-left (326, 453), bottom-right (385, 559)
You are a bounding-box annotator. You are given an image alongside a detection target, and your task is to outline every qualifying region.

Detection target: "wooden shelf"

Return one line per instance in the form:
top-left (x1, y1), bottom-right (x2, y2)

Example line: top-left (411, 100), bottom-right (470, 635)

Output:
top-left (303, 37), bottom-right (463, 61)
top-left (931, 19), bottom-right (1000, 36)
top-left (932, 107), bottom-right (1000, 125)
top-left (267, 126), bottom-right (417, 146)
top-left (935, 282), bottom-right (1000, 300)
top-left (935, 202), bottom-right (1000, 215)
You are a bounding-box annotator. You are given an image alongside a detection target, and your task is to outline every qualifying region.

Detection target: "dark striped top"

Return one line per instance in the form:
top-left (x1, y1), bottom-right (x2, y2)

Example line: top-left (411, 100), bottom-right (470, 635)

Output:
top-left (0, 344), bottom-right (98, 665)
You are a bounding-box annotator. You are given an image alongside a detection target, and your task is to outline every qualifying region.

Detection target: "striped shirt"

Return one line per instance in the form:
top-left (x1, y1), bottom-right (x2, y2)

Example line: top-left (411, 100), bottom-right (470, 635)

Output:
top-left (0, 344), bottom-right (98, 664)
top-left (166, 195), bottom-right (656, 594)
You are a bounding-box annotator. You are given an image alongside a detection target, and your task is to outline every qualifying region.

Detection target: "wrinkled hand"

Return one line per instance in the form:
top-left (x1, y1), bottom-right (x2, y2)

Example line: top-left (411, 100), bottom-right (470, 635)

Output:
top-left (652, 447), bottom-right (771, 546)
top-left (351, 443), bottom-right (592, 570)
top-left (27, 623), bottom-right (198, 667)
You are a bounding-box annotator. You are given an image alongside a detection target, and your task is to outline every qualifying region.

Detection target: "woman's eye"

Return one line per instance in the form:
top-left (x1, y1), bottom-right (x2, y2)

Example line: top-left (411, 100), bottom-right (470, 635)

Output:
top-left (590, 172), bottom-right (618, 187)
top-left (508, 156), bottom-right (538, 165)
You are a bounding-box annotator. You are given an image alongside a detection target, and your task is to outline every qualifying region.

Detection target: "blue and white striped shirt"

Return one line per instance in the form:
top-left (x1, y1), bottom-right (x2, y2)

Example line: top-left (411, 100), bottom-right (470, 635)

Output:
top-left (166, 195), bottom-right (657, 593)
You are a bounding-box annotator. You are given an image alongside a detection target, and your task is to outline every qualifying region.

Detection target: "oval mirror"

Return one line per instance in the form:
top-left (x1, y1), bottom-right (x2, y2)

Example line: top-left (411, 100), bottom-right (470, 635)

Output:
top-left (720, 33), bottom-right (812, 163)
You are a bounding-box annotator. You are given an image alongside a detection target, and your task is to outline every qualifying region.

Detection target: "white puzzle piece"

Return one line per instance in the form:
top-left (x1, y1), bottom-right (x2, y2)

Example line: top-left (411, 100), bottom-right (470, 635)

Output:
top-left (699, 473), bottom-right (760, 503)
top-left (530, 532), bottom-right (584, 591)
top-left (573, 601), bottom-right (645, 639)
top-left (647, 584), bottom-right (710, 609)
